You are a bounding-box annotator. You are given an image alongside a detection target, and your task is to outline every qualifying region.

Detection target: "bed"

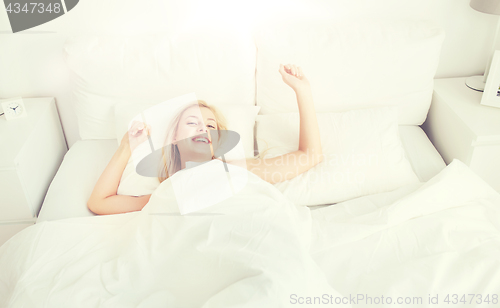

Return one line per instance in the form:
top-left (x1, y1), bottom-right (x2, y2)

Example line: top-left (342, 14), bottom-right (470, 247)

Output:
top-left (2, 18), bottom-right (500, 307)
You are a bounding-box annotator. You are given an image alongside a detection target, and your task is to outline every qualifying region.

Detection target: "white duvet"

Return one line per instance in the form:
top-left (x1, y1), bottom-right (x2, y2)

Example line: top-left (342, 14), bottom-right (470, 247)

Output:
top-left (0, 160), bottom-right (347, 308)
top-left (1, 159), bottom-right (500, 307)
top-left (311, 159), bottom-right (500, 307)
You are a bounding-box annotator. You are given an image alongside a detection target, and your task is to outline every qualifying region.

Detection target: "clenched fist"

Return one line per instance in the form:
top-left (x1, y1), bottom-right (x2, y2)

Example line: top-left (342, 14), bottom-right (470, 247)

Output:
top-left (120, 121), bottom-right (152, 153)
top-left (279, 63), bottom-right (310, 93)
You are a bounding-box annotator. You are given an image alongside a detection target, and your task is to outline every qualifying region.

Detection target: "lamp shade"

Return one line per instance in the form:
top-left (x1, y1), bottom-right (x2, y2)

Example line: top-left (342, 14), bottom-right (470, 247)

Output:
top-left (470, 0), bottom-right (500, 15)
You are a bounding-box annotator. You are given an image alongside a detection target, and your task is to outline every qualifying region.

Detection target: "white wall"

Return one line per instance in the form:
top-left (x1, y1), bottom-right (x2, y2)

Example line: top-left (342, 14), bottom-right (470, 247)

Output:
top-left (0, 0), bottom-right (498, 147)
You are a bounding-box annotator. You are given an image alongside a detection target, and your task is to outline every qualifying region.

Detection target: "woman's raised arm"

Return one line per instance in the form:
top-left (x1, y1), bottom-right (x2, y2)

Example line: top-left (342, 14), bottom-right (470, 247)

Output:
top-left (87, 122), bottom-right (152, 215)
top-left (247, 64), bottom-right (323, 184)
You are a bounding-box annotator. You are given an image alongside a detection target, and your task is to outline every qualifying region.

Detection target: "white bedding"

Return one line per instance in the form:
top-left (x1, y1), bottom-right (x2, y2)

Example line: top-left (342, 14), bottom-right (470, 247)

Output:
top-left (1, 159), bottom-right (499, 307)
top-left (311, 159), bottom-right (500, 306)
top-left (36, 125), bottom-right (445, 222)
top-left (1, 160), bottom-right (348, 307)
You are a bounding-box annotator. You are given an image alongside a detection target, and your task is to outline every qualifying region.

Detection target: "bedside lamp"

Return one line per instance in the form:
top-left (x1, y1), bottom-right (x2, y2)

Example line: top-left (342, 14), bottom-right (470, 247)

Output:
top-left (466, 0), bottom-right (500, 91)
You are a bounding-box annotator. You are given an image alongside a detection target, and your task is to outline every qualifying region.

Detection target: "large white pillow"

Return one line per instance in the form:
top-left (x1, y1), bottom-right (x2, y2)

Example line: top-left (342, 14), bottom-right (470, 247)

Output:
top-left (64, 32), bottom-right (257, 140)
top-left (255, 106), bottom-right (420, 206)
top-left (254, 19), bottom-right (445, 125)
top-left (116, 101), bottom-right (260, 197)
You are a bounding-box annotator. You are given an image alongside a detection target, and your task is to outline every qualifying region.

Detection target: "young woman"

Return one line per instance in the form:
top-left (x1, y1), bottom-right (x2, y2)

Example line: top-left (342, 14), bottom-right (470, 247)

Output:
top-left (87, 63), bottom-right (323, 215)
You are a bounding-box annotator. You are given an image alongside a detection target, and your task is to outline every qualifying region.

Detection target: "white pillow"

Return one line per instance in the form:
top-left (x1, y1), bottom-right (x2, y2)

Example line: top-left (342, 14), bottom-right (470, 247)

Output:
top-left (116, 102), bottom-right (260, 196)
top-left (117, 158), bottom-right (162, 197)
top-left (254, 19), bottom-right (445, 125)
top-left (64, 32), bottom-right (257, 139)
top-left (255, 106), bottom-right (420, 206)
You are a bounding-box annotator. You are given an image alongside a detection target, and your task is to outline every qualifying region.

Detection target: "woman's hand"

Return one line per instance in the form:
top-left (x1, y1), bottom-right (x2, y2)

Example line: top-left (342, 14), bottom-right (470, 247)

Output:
top-left (279, 63), bottom-right (310, 93)
top-left (120, 121), bottom-right (151, 153)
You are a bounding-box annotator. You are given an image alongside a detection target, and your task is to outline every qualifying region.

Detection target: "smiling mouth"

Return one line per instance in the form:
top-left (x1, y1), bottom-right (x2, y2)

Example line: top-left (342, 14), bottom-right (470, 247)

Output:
top-left (192, 135), bottom-right (211, 144)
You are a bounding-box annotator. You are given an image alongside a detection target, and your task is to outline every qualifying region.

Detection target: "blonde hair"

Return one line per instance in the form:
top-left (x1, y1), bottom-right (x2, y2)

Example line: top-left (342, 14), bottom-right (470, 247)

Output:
top-left (158, 100), bottom-right (227, 183)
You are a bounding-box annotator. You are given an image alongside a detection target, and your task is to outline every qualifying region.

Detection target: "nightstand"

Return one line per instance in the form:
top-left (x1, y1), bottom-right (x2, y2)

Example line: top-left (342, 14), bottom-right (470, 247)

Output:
top-left (0, 97), bottom-right (67, 247)
top-left (422, 77), bottom-right (500, 192)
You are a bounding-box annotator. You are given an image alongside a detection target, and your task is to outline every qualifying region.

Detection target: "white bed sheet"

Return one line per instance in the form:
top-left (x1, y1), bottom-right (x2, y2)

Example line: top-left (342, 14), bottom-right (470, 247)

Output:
top-left (4, 157), bottom-right (500, 307)
top-left (309, 159), bottom-right (500, 306)
top-left (36, 125), bottom-right (446, 223)
top-left (3, 162), bottom-right (351, 307)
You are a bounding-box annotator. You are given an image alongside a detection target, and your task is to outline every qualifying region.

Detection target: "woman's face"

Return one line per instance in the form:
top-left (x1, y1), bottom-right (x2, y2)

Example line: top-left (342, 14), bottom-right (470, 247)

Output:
top-left (173, 105), bottom-right (219, 159)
